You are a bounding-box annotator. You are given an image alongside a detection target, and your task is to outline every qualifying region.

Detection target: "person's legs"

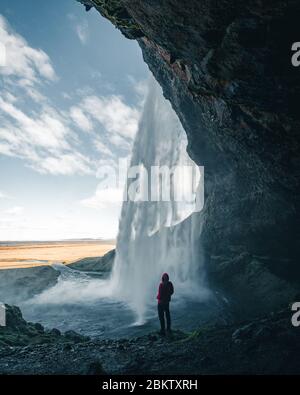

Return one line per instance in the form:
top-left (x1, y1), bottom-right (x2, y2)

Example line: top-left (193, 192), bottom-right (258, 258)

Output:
top-left (157, 303), bottom-right (165, 333)
top-left (165, 303), bottom-right (171, 331)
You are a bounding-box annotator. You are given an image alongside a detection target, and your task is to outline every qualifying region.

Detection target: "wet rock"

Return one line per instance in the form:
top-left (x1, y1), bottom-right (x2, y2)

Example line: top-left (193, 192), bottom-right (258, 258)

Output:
top-left (63, 343), bottom-right (73, 351)
top-left (49, 328), bottom-right (61, 337)
top-left (232, 321), bottom-right (277, 344)
top-left (5, 305), bottom-right (27, 329)
top-left (148, 334), bottom-right (158, 341)
top-left (252, 326), bottom-right (273, 342)
top-left (1, 310), bottom-right (300, 374)
top-left (86, 361), bottom-right (105, 375)
top-left (64, 330), bottom-right (89, 343)
top-left (0, 305), bottom-right (90, 348)
top-left (232, 322), bottom-right (256, 343)
top-left (69, 249), bottom-right (115, 276)
top-left (34, 323), bottom-right (44, 333)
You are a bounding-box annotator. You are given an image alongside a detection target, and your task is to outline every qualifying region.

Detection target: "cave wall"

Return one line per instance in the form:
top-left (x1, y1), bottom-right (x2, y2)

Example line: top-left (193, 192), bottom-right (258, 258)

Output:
top-left (77, 0), bottom-right (300, 315)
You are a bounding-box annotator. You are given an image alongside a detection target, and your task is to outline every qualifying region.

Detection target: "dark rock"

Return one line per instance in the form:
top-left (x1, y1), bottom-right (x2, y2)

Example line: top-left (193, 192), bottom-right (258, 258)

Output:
top-left (252, 326), bottom-right (273, 342)
top-left (77, 0), bottom-right (300, 316)
top-left (0, 305), bottom-right (90, 348)
top-left (64, 330), bottom-right (88, 343)
top-left (86, 361), bottom-right (105, 375)
top-left (276, 330), bottom-right (299, 348)
top-left (49, 328), bottom-right (61, 337)
top-left (69, 249), bottom-right (115, 275)
top-left (5, 305), bottom-right (27, 330)
top-left (34, 323), bottom-right (44, 333)
top-left (77, 0), bottom-right (144, 39)
top-left (232, 322), bottom-right (256, 343)
top-left (148, 334), bottom-right (158, 341)
top-left (0, 310), bottom-right (300, 374)
top-left (200, 356), bottom-right (213, 366)
top-left (63, 343), bottom-right (73, 351)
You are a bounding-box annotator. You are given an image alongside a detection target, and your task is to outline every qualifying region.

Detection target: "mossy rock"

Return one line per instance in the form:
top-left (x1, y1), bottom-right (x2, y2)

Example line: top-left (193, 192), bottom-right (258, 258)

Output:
top-left (0, 304), bottom-right (90, 347)
top-left (78, 0), bottom-right (144, 39)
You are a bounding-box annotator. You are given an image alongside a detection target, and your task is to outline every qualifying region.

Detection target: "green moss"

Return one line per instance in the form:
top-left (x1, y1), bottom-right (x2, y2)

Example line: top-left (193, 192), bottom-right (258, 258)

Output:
top-left (90, 0), bottom-right (143, 38)
top-left (174, 325), bottom-right (213, 344)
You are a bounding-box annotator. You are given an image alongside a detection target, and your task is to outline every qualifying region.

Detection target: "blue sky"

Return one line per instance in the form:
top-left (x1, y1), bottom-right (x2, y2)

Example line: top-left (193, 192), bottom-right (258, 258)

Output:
top-left (0, 0), bottom-right (149, 241)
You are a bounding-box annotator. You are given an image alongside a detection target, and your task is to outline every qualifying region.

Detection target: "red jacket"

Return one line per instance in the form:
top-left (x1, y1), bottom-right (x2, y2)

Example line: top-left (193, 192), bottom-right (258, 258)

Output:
top-left (157, 273), bottom-right (174, 304)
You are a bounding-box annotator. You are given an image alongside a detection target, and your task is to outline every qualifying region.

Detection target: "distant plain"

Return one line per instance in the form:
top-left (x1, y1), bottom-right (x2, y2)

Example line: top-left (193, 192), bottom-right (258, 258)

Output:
top-left (0, 240), bottom-right (115, 269)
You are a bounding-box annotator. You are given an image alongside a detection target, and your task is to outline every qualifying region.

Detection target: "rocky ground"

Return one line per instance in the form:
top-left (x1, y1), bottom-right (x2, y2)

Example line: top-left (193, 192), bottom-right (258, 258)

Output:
top-left (1, 304), bottom-right (300, 374)
top-left (68, 249), bottom-right (115, 275)
top-left (0, 305), bottom-right (90, 348)
top-left (0, 254), bottom-right (299, 374)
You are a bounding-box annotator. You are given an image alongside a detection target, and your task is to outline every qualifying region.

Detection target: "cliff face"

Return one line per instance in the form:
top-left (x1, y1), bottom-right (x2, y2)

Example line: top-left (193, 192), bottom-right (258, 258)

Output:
top-left (77, 1), bottom-right (300, 314)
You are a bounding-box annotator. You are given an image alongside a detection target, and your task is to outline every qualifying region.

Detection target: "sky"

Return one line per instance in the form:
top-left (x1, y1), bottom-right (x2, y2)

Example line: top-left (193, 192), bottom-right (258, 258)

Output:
top-left (0, 0), bottom-right (149, 241)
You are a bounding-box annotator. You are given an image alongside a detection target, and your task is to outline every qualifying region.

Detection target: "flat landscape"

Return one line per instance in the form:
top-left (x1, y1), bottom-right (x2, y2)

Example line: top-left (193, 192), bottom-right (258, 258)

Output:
top-left (0, 240), bottom-right (115, 269)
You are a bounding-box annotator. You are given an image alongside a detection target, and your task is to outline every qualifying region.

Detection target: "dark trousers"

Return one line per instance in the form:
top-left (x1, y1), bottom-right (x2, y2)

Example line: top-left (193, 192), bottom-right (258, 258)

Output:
top-left (158, 302), bottom-right (171, 331)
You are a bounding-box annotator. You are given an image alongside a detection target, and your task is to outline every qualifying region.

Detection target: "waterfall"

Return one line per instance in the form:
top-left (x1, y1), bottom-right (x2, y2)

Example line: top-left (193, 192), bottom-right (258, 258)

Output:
top-left (110, 78), bottom-right (208, 323)
top-left (24, 78), bottom-right (211, 335)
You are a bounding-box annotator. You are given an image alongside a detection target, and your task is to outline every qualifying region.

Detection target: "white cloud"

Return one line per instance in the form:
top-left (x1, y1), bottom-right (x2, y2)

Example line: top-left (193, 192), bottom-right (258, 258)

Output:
top-left (3, 91), bottom-right (17, 103)
top-left (76, 20), bottom-right (89, 44)
top-left (0, 98), bottom-right (71, 150)
top-left (0, 15), bottom-right (96, 176)
top-left (0, 15), bottom-right (56, 83)
top-left (0, 15), bottom-right (141, 178)
top-left (0, 41), bottom-right (6, 66)
top-left (4, 206), bottom-right (24, 215)
top-left (70, 106), bottom-right (93, 132)
top-left (109, 133), bottom-right (131, 150)
top-left (67, 13), bottom-right (89, 45)
top-left (0, 190), bottom-right (12, 201)
top-left (0, 93), bottom-right (95, 175)
top-left (68, 93), bottom-right (141, 160)
top-left (0, 14), bottom-right (149, 242)
top-left (82, 95), bottom-right (140, 140)
top-left (38, 153), bottom-right (93, 176)
top-left (128, 75), bottom-right (149, 103)
top-left (94, 138), bottom-right (114, 157)
top-left (83, 95), bottom-right (140, 139)
top-left (0, 142), bottom-right (13, 156)
top-left (80, 187), bottom-right (123, 210)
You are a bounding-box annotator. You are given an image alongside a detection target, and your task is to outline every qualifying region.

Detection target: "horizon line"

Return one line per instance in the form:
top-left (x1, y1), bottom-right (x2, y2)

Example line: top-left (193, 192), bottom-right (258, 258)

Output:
top-left (0, 238), bottom-right (116, 243)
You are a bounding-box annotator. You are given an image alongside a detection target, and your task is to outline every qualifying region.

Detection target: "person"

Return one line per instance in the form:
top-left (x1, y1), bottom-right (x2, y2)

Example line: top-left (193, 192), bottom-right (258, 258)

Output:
top-left (156, 273), bottom-right (174, 335)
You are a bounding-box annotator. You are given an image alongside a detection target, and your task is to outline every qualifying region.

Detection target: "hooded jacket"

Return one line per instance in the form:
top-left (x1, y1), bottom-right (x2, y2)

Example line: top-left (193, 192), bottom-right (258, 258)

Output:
top-left (157, 273), bottom-right (174, 304)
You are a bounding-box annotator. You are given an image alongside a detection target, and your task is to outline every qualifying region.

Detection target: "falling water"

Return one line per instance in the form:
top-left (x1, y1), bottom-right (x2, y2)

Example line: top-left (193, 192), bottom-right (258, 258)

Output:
top-left (110, 78), bottom-right (208, 323)
top-left (22, 78), bottom-right (212, 335)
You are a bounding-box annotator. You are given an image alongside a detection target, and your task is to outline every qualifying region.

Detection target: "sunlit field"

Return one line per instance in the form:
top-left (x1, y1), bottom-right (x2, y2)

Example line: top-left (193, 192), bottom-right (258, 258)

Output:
top-left (0, 240), bottom-right (115, 269)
